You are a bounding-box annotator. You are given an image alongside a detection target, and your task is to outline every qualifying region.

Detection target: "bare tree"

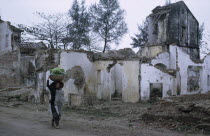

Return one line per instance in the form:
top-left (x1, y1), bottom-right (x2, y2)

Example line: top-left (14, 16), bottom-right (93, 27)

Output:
top-left (19, 12), bottom-right (68, 49)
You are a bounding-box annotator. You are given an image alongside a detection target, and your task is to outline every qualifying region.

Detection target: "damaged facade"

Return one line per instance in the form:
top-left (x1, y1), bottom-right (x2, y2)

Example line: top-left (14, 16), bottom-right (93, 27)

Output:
top-left (141, 1), bottom-right (199, 60)
top-left (0, 1), bottom-right (210, 105)
top-left (0, 17), bottom-right (23, 56)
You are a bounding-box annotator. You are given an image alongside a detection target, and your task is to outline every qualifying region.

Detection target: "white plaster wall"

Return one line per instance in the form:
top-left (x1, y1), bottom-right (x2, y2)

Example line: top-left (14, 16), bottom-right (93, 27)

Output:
top-left (151, 52), bottom-right (170, 68)
top-left (60, 51), bottom-right (96, 102)
top-left (114, 64), bottom-right (123, 94)
top-left (35, 72), bottom-right (45, 103)
top-left (143, 45), bottom-right (210, 99)
top-left (174, 46), bottom-right (209, 95)
top-left (141, 64), bottom-right (175, 101)
top-left (120, 61), bottom-right (140, 103)
top-left (94, 61), bottom-right (114, 101)
top-left (204, 55), bottom-right (210, 91)
top-left (94, 60), bottom-right (140, 103)
top-left (169, 45), bottom-right (177, 69)
top-left (0, 22), bottom-right (12, 56)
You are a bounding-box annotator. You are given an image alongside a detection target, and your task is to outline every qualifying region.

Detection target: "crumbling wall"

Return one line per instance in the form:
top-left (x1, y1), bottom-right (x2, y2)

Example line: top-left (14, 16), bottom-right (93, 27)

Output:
top-left (168, 2), bottom-right (199, 59)
top-left (0, 50), bottom-right (21, 89)
top-left (94, 60), bottom-right (140, 103)
top-left (143, 45), bottom-right (210, 99)
top-left (120, 61), bottom-right (140, 103)
top-left (147, 1), bottom-right (199, 60)
top-left (35, 72), bottom-right (47, 104)
top-left (170, 45), bottom-right (208, 95)
top-left (59, 51), bottom-right (96, 105)
top-left (151, 52), bottom-right (170, 68)
top-left (0, 22), bottom-right (13, 56)
top-left (138, 45), bottom-right (168, 58)
top-left (94, 61), bottom-right (113, 101)
top-left (35, 49), bottom-right (61, 72)
top-left (20, 55), bottom-right (36, 87)
top-left (187, 66), bottom-right (202, 92)
top-left (34, 49), bottom-right (61, 103)
top-left (141, 63), bottom-right (175, 101)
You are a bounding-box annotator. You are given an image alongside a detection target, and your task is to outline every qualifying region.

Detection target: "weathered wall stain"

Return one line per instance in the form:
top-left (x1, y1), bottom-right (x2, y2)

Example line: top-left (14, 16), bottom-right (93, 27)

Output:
top-left (64, 66), bottom-right (85, 89)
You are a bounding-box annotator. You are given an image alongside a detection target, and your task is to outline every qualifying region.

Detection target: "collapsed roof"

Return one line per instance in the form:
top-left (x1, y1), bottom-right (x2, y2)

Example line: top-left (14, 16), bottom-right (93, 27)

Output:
top-left (18, 42), bottom-right (47, 55)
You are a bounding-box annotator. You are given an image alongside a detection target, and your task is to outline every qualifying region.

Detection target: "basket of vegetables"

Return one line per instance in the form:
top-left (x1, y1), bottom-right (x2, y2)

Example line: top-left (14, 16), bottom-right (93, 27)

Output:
top-left (49, 67), bottom-right (65, 81)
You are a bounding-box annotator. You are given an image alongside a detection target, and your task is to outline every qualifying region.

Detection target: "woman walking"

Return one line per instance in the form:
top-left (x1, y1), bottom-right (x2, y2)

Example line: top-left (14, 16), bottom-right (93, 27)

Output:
top-left (47, 77), bottom-right (64, 129)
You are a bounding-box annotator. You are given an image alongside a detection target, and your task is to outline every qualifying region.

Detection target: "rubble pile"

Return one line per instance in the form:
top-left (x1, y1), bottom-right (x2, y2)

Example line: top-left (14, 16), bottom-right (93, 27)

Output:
top-left (141, 93), bottom-right (210, 133)
top-left (0, 87), bottom-right (35, 103)
top-left (93, 48), bottom-right (139, 60)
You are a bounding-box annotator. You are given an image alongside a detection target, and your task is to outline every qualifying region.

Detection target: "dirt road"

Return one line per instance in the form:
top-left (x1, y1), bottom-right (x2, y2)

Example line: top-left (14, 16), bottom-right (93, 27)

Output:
top-left (0, 103), bottom-right (205, 136)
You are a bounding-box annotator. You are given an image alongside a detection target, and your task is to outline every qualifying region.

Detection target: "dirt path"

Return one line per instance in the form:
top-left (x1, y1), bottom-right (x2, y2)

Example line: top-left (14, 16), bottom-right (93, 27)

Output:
top-left (0, 104), bottom-right (205, 136)
top-left (0, 106), bottom-right (94, 136)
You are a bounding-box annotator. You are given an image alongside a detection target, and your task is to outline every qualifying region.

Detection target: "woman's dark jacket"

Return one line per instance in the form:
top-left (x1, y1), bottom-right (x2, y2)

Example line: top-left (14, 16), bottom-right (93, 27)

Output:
top-left (47, 80), bottom-right (64, 105)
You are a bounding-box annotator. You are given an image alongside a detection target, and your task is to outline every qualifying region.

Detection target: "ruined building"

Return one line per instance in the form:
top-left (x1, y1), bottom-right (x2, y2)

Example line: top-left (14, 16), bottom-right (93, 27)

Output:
top-left (0, 17), bottom-right (47, 89)
top-left (0, 1), bottom-right (210, 105)
top-left (139, 1), bottom-right (200, 60)
top-left (0, 17), bottom-right (23, 56)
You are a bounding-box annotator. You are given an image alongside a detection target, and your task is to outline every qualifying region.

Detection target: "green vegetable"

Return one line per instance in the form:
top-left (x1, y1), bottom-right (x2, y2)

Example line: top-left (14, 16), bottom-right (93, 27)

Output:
top-left (50, 67), bottom-right (65, 75)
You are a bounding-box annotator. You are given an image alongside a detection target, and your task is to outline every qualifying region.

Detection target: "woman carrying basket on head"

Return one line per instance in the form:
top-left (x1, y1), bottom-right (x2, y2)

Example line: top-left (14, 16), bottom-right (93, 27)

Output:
top-left (47, 74), bottom-right (65, 129)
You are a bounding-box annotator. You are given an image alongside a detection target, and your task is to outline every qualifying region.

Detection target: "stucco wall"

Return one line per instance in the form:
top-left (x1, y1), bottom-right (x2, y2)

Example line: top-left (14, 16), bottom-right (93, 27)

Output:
top-left (139, 46), bottom-right (164, 58)
top-left (141, 64), bottom-right (175, 101)
top-left (94, 60), bottom-right (140, 103)
top-left (20, 55), bottom-right (36, 87)
top-left (59, 51), bottom-right (96, 102)
top-left (151, 52), bottom-right (170, 69)
top-left (0, 50), bottom-right (21, 89)
top-left (175, 46), bottom-right (208, 95)
top-left (120, 61), bottom-right (140, 103)
top-left (35, 72), bottom-right (46, 103)
top-left (145, 45), bottom-right (210, 98)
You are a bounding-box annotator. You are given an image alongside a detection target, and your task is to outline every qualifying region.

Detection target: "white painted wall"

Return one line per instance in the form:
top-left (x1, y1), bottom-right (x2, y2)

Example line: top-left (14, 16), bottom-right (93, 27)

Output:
top-left (35, 72), bottom-right (45, 103)
top-left (120, 61), bottom-right (140, 103)
top-left (94, 60), bottom-right (140, 103)
top-left (141, 64), bottom-right (175, 101)
top-left (59, 51), bottom-right (96, 102)
top-left (175, 46), bottom-right (209, 95)
top-left (151, 52), bottom-right (170, 68)
top-left (141, 44), bottom-right (210, 101)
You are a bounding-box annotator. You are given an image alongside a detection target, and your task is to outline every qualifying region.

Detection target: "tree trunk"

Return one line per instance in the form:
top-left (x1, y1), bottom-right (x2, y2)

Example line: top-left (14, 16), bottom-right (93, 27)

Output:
top-left (103, 40), bottom-right (107, 53)
top-left (50, 42), bottom-right (54, 49)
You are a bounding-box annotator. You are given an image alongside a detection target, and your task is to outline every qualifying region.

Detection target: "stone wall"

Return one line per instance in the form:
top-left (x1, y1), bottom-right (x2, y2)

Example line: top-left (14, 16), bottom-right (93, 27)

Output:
top-left (0, 50), bottom-right (21, 89)
top-left (0, 22), bottom-right (13, 56)
top-left (20, 55), bottom-right (36, 87)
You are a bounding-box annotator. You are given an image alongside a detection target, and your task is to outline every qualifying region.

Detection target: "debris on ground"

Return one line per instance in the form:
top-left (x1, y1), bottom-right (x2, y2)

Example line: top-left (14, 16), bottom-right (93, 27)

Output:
top-left (140, 92), bottom-right (210, 133)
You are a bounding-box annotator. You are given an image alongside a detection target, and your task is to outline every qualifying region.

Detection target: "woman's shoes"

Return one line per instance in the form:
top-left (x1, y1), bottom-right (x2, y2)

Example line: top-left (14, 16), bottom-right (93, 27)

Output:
top-left (55, 125), bottom-right (60, 129)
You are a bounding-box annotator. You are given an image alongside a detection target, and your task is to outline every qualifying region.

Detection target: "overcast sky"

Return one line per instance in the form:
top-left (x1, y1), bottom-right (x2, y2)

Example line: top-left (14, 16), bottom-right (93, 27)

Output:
top-left (0, 0), bottom-right (210, 51)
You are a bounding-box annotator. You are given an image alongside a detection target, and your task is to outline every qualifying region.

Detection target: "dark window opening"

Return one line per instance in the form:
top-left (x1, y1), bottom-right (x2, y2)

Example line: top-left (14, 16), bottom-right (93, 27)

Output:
top-left (182, 26), bottom-right (186, 41)
top-left (150, 83), bottom-right (163, 101)
top-left (182, 9), bottom-right (185, 14)
top-left (153, 24), bottom-right (158, 35)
